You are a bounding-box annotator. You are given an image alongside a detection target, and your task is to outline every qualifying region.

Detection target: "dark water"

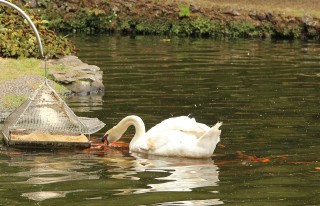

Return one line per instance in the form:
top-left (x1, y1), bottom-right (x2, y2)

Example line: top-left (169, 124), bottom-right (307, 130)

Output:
top-left (1, 36), bottom-right (320, 205)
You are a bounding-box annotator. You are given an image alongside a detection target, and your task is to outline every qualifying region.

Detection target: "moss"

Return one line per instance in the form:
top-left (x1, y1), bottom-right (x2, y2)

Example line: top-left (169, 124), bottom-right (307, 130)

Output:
top-left (190, 18), bottom-right (223, 37)
top-left (226, 20), bottom-right (257, 37)
top-left (258, 22), bottom-right (275, 38)
top-left (171, 19), bottom-right (193, 37)
top-left (178, 4), bottom-right (191, 18)
top-left (274, 22), bottom-right (303, 38)
top-left (52, 82), bottom-right (69, 94)
top-left (135, 19), bottom-right (172, 35)
top-left (2, 94), bottom-right (26, 109)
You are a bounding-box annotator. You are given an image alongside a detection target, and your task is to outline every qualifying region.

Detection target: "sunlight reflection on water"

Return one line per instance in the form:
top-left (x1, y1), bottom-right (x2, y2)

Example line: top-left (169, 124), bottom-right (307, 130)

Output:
top-left (154, 199), bottom-right (224, 206)
top-left (21, 190), bottom-right (85, 201)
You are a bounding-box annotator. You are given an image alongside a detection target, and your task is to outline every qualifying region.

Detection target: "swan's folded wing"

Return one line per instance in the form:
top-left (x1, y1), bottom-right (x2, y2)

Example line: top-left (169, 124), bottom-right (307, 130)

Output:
top-left (131, 130), bottom-right (176, 153)
top-left (148, 116), bottom-right (208, 138)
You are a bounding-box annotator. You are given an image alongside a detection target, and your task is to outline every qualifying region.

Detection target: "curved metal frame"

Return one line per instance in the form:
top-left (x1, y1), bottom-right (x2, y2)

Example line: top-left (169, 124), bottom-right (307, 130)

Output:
top-left (0, 0), bottom-right (44, 58)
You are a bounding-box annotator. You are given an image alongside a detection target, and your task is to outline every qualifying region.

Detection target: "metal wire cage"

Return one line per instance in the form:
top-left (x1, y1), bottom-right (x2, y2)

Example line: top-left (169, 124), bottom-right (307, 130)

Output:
top-left (0, 0), bottom-right (105, 147)
top-left (2, 80), bottom-right (105, 138)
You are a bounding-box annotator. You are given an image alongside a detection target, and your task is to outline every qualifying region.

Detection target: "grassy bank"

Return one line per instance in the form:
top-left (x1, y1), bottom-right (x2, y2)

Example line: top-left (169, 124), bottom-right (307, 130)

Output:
top-left (0, 57), bottom-right (68, 84)
top-left (197, 0), bottom-right (320, 18)
top-left (0, 58), bottom-right (43, 81)
top-left (26, 0), bottom-right (320, 39)
top-left (0, 57), bottom-right (69, 110)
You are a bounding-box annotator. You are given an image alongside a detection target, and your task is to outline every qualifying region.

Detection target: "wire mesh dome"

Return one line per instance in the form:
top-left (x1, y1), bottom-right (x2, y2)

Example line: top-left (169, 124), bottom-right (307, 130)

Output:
top-left (0, 0), bottom-right (105, 148)
top-left (2, 80), bottom-right (105, 139)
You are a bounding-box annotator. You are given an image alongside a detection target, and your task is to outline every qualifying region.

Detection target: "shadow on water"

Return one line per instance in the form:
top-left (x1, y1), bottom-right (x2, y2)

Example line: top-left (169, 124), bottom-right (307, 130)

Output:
top-left (0, 35), bottom-right (320, 205)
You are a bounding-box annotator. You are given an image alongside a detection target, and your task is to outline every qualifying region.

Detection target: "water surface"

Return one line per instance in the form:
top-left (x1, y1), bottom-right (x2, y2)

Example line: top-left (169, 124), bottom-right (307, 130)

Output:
top-left (1, 36), bottom-right (319, 205)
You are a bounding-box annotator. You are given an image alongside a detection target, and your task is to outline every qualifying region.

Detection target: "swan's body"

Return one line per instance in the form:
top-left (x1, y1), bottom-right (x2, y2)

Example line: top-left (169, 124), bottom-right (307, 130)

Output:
top-left (103, 115), bottom-right (222, 158)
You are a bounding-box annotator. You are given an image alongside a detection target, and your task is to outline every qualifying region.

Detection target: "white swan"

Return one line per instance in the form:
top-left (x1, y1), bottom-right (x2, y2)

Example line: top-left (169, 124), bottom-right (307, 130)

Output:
top-left (102, 115), bottom-right (222, 158)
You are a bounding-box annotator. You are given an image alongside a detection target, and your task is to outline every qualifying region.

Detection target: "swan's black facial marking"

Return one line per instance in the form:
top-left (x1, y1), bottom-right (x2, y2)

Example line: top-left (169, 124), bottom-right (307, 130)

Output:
top-left (102, 134), bottom-right (109, 145)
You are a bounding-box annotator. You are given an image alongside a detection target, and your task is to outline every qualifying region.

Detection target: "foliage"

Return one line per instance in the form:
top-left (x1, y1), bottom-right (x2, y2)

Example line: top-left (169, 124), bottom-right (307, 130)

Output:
top-left (226, 20), bottom-right (257, 37)
top-left (258, 22), bottom-right (275, 38)
top-left (275, 23), bottom-right (302, 38)
top-left (171, 19), bottom-right (193, 36)
top-left (42, 6), bottom-right (117, 33)
top-left (178, 4), bottom-right (191, 18)
top-left (191, 18), bottom-right (214, 36)
top-left (0, 5), bottom-right (75, 58)
top-left (135, 19), bottom-right (172, 35)
top-left (119, 20), bottom-right (132, 33)
top-left (68, 8), bottom-right (115, 32)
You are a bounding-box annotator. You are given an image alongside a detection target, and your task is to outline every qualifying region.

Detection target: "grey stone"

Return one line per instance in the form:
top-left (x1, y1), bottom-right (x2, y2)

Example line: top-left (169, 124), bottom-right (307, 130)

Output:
top-left (302, 15), bottom-right (317, 27)
top-left (223, 7), bottom-right (241, 16)
top-left (190, 5), bottom-right (201, 12)
top-left (48, 55), bottom-right (104, 94)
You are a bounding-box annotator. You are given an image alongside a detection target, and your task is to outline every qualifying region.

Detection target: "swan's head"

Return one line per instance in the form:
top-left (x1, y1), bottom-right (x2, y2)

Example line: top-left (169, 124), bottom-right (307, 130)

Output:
top-left (102, 126), bottom-right (123, 145)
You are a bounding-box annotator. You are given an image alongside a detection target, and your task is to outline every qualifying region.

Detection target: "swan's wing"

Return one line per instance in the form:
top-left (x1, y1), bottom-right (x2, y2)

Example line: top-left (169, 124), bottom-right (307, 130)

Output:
top-left (148, 116), bottom-right (209, 138)
top-left (143, 130), bottom-right (199, 155)
top-left (132, 129), bottom-right (190, 153)
top-left (130, 133), bottom-right (168, 153)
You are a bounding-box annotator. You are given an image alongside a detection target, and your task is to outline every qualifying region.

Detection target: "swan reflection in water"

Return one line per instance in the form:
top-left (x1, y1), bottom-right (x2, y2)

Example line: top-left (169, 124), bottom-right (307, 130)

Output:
top-left (105, 152), bottom-right (220, 194)
top-left (5, 149), bottom-right (221, 204)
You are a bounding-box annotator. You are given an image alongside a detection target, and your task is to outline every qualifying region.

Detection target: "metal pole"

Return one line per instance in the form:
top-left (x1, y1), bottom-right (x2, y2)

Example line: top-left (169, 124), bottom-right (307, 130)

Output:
top-left (0, 0), bottom-right (44, 58)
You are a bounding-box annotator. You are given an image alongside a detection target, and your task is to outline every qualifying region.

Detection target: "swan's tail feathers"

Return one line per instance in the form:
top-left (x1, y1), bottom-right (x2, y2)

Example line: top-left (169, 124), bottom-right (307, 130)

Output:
top-left (207, 122), bottom-right (222, 140)
top-left (212, 121), bottom-right (223, 131)
top-left (199, 122), bottom-right (222, 143)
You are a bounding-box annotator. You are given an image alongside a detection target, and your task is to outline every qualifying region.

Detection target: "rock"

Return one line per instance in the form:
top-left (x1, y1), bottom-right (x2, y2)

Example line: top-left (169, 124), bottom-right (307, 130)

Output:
top-left (113, 6), bottom-right (120, 13)
top-left (78, 74), bottom-right (96, 82)
top-left (68, 0), bottom-right (81, 3)
top-left (223, 7), bottom-right (241, 16)
top-left (249, 10), bottom-right (267, 21)
top-left (67, 81), bottom-right (92, 94)
top-left (50, 55), bottom-right (83, 67)
top-left (48, 56), bottom-right (104, 95)
top-left (65, 2), bottom-right (79, 12)
top-left (302, 15), bottom-right (317, 27)
top-left (27, 0), bottom-right (38, 8)
top-left (190, 5), bottom-right (201, 12)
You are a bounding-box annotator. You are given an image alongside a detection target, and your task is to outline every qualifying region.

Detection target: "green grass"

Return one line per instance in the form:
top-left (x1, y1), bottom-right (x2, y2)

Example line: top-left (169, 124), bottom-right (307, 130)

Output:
top-left (0, 57), bottom-right (43, 81)
top-left (0, 57), bottom-right (70, 82)
top-left (0, 57), bottom-right (70, 110)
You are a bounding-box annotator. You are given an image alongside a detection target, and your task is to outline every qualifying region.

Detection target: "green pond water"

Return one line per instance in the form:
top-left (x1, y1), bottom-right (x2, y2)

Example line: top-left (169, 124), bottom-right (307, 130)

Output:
top-left (0, 36), bottom-right (319, 205)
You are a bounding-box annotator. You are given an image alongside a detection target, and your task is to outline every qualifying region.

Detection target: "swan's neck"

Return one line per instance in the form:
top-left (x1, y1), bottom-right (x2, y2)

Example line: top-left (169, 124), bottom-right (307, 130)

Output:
top-left (117, 115), bottom-right (146, 146)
